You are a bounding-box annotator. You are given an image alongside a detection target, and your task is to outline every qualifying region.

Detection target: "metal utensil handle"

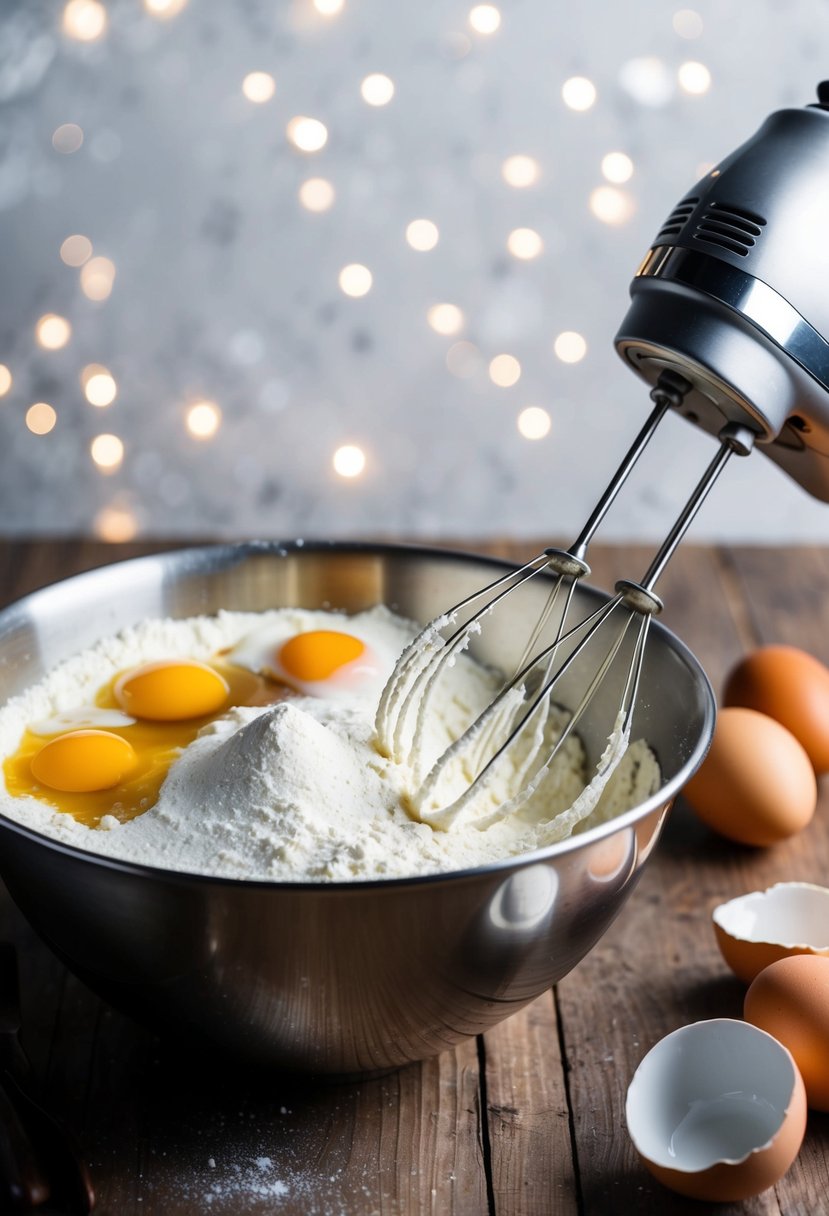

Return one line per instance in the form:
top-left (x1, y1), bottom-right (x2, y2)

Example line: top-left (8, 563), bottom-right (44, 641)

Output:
top-left (570, 397), bottom-right (670, 562)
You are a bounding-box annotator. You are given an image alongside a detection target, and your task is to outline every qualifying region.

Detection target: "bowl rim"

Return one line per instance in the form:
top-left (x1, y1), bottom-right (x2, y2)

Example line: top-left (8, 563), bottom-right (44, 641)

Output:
top-left (0, 539), bottom-right (716, 892)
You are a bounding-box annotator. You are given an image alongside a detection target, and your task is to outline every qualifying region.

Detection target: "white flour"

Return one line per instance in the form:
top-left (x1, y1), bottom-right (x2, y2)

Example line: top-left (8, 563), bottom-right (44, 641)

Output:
top-left (0, 606), bottom-right (660, 880)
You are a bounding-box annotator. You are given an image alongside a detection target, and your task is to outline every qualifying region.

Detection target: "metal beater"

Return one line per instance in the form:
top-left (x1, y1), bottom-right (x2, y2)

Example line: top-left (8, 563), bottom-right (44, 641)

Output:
top-left (377, 82), bottom-right (829, 829)
top-left (376, 376), bottom-right (754, 830)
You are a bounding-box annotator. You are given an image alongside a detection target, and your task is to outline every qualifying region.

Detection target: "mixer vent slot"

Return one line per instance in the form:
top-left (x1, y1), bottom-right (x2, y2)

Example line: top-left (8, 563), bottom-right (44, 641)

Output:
top-left (655, 196), bottom-right (698, 241)
top-left (693, 202), bottom-right (767, 256)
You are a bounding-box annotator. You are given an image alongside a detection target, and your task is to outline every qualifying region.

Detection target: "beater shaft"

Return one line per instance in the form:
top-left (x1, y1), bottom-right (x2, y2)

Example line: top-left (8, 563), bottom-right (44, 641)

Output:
top-left (617, 420), bottom-right (757, 614)
top-left (378, 388), bottom-right (759, 835)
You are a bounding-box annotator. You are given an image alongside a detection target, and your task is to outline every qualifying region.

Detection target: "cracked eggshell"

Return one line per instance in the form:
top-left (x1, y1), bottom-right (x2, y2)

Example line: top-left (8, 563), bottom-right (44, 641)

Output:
top-left (714, 883), bottom-right (829, 984)
top-left (625, 1019), bottom-right (806, 1203)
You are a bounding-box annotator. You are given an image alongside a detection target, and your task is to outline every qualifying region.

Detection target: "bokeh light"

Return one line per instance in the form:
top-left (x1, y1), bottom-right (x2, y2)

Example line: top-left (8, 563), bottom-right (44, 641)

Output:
top-left (468, 5), bottom-right (501, 34)
top-left (589, 185), bottom-right (636, 225)
top-left (299, 178), bottom-right (335, 212)
top-left (446, 341), bottom-right (481, 379)
top-left (427, 304), bottom-right (464, 336)
top-left (0, 366), bottom-right (12, 397)
top-left (26, 403), bottom-right (57, 435)
top-left (360, 74), bottom-right (395, 106)
top-left (517, 406), bottom-right (551, 440)
top-left (80, 256), bottom-right (116, 301)
top-left (186, 400), bottom-right (222, 439)
top-left (83, 366), bottom-right (117, 407)
top-left (678, 61), bottom-right (712, 94)
top-left (501, 155), bottom-right (540, 188)
top-left (489, 354), bottom-right (521, 387)
top-left (52, 124), bottom-right (84, 154)
top-left (242, 72), bottom-right (276, 103)
top-left (673, 8), bottom-right (703, 38)
top-left (333, 444), bottom-right (366, 478)
top-left (562, 76), bottom-right (596, 111)
top-left (406, 219), bottom-right (439, 251)
top-left (618, 57), bottom-right (673, 106)
top-left (90, 433), bottom-right (124, 471)
top-left (601, 152), bottom-right (634, 183)
top-left (313, 0), bottom-right (345, 14)
top-left (338, 264), bottom-right (372, 297)
top-left (95, 506), bottom-right (138, 542)
top-left (62, 0), bottom-right (107, 42)
top-left (286, 116), bottom-right (328, 152)
top-left (60, 234), bottom-right (93, 266)
top-left (554, 331), bottom-right (587, 363)
top-left (507, 227), bottom-right (543, 260)
top-left (35, 314), bottom-right (72, 350)
top-left (144, 0), bottom-right (189, 17)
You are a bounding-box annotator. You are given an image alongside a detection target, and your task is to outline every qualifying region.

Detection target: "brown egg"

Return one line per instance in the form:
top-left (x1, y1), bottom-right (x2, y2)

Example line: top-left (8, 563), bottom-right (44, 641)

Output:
top-left (745, 955), bottom-right (829, 1110)
top-left (724, 645), bottom-right (829, 774)
top-left (683, 707), bottom-right (817, 846)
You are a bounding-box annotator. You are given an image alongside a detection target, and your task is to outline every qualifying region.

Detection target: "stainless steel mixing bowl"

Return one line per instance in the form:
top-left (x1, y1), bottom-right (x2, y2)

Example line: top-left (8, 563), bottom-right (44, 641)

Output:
top-left (0, 543), bottom-right (714, 1074)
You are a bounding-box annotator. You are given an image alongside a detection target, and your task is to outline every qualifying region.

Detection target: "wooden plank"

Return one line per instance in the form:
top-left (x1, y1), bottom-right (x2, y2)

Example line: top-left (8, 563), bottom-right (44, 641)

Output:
top-left (68, 1032), bottom-right (486, 1215)
top-left (722, 545), bottom-right (829, 661)
top-left (483, 992), bottom-right (578, 1216)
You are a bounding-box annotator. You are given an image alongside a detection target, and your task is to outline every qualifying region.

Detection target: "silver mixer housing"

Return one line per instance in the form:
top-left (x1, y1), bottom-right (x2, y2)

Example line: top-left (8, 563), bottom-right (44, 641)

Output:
top-left (615, 85), bottom-right (829, 502)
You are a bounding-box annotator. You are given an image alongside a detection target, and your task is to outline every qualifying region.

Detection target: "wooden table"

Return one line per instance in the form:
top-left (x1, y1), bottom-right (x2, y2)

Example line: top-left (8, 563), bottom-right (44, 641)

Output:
top-left (0, 539), bottom-right (827, 1216)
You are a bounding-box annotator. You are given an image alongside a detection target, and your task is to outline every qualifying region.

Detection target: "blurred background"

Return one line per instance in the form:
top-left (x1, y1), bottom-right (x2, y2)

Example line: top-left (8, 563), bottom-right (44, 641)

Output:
top-left (1, 0), bottom-right (827, 543)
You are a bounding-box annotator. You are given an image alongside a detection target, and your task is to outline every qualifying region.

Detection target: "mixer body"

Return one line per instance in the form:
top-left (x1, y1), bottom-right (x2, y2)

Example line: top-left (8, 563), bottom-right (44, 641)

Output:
top-left (616, 95), bottom-right (829, 502)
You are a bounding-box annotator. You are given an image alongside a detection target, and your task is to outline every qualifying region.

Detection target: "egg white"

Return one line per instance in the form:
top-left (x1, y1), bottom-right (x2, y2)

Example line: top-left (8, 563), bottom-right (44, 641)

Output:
top-left (226, 625), bottom-right (391, 700)
top-left (30, 707), bottom-right (137, 736)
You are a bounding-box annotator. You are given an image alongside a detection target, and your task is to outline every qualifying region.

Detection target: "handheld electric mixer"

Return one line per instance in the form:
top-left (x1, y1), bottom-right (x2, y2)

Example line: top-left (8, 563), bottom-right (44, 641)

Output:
top-left (376, 83), bottom-right (829, 828)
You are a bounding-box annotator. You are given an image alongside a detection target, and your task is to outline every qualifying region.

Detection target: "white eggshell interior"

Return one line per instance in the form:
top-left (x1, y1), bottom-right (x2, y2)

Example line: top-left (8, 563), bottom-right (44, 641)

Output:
top-left (714, 883), bottom-right (829, 949)
top-left (626, 1020), bottom-right (797, 1171)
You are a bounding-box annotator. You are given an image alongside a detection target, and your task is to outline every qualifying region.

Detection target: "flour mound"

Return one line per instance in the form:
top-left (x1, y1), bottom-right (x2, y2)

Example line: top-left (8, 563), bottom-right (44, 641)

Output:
top-left (161, 702), bottom-right (389, 877)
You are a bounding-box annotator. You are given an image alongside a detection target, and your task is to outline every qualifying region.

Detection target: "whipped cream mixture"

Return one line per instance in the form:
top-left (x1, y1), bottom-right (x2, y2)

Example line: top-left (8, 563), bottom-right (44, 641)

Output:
top-left (0, 607), bottom-right (660, 880)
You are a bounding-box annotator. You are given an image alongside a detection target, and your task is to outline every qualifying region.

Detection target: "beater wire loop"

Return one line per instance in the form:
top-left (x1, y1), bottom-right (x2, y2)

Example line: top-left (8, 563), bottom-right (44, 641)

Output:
top-left (377, 390), bottom-right (759, 832)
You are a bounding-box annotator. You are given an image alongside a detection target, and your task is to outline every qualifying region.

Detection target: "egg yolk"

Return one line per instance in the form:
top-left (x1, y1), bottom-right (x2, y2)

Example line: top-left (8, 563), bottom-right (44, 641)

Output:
top-left (4, 660), bottom-right (282, 827)
top-left (115, 660), bottom-right (229, 721)
top-left (278, 630), bottom-right (365, 682)
top-left (30, 730), bottom-right (137, 793)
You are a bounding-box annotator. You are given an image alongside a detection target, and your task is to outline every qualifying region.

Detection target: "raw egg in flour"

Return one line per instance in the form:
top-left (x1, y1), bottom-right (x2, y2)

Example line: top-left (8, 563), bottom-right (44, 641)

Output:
top-left (228, 628), bottom-right (383, 697)
top-left (7, 657), bottom-right (274, 826)
top-left (114, 659), bottom-right (229, 721)
top-left (30, 730), bottom-right (137, 793)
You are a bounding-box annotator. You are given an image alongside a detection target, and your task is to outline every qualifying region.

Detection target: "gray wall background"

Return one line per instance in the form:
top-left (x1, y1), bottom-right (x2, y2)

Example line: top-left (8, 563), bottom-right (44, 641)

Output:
top-left (2, 0), bottom-right (828, 542)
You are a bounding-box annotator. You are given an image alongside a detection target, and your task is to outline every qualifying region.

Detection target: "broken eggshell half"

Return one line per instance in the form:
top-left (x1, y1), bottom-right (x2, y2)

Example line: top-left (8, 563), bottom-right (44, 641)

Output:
top-left (713, 882), bottom-right (829, 984)
top-left (625, 1019), bottom-right (806, 1203)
